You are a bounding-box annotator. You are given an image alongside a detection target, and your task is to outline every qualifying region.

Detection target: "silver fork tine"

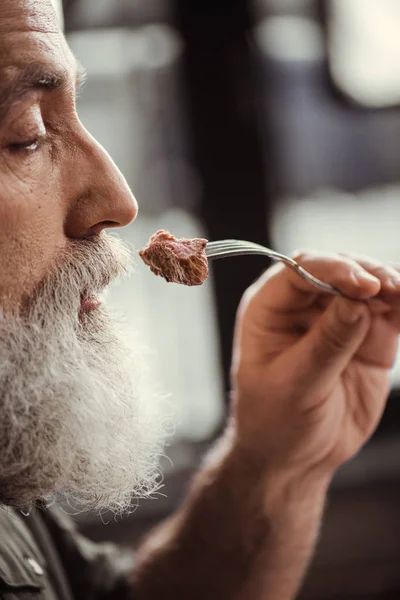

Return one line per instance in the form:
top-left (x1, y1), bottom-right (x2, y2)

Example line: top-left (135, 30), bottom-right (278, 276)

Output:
top-left (206, 240), bottom-right (292, 263)
top-left (205, 240), bottom-right (346, 297)
top-left (205, 240), bottom-right (267, 256)
top-left (206, 239), bottom-right (260, 248)
top-left (205, 240), bottom-right (244, 252)
top-left (206, 248), bottom-right (265, 259)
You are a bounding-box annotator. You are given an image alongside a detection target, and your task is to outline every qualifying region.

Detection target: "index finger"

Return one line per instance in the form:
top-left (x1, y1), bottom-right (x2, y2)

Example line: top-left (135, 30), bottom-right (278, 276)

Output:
top-left (245, 251), bottom-right (381, 313)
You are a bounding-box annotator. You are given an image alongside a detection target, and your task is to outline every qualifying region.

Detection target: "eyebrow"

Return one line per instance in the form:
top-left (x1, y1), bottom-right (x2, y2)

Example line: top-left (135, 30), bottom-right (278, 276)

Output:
top-left (0, 61), bottom-right (87, 122)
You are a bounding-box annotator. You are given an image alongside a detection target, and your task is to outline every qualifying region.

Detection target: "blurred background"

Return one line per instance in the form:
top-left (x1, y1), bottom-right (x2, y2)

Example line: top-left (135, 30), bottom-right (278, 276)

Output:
top-left (62, 0), bottom-right (400, 598)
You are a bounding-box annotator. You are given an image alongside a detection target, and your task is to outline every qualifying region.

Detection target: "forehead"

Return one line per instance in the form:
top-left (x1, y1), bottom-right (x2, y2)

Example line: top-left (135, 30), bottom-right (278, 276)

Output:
top-left (0, 0), bottom-right (74, 76)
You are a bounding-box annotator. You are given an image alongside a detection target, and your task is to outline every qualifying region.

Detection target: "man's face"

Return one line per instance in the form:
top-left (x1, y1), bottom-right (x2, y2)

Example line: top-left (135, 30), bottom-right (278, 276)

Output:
top-left (0, 0), bottom-right (137, 306)
top-left (0, 0), bottom-right (168, 513)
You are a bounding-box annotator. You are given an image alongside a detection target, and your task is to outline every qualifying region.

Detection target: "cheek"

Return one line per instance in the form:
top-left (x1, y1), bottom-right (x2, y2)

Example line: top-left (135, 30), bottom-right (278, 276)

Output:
top-left (0, 173), bottom-right (65, 305)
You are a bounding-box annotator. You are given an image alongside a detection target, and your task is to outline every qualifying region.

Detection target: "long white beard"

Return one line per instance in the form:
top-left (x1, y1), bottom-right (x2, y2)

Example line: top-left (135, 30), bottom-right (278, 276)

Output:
top-left (0, 234), bottom-right (170, 515)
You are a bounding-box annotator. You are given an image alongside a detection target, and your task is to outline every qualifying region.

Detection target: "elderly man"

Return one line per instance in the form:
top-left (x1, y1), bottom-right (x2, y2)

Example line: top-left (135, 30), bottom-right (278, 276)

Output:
top-left (1, 0), bottom-right (400, 599)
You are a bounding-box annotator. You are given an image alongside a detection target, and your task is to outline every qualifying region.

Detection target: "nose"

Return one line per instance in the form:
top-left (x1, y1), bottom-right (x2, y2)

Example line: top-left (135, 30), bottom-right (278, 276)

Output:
top-left (64, 128), bottom-right (138, 238)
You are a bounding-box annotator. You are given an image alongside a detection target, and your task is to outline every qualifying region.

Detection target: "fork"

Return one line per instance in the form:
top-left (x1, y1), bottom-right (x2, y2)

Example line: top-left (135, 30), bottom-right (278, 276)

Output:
top-left (205, 239), bottom-right (349, 298)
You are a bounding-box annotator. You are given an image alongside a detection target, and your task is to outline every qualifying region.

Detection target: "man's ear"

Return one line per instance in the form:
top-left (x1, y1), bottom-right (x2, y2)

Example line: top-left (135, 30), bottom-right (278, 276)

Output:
top-left (50, 0), bottom-right (64, 31)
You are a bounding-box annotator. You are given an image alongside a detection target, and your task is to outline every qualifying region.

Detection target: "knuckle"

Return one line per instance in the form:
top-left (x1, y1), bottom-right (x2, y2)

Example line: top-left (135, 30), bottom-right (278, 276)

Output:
top-left (290, 249), bottom-right (312, 263)
top-left (338, 255), bottom-right (364, 274)
top-left (341, 251), bottom-right (378, 267)
top-left (376, 264), bottom-right (397, 279)
top-left (371, 266), bottom-right (389, 280)
top-left (291, 249), bottom-right (340, 268)
top-left (341, 252), bottom-right (395, 279)
top-left (338, 251), bottom-right (364, 262)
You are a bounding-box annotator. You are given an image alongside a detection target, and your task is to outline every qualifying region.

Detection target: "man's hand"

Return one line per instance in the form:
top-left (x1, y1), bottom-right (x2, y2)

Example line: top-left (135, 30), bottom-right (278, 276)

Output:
top-left (232, 251), bottom-right (400, 476)
top-left (134, 251), bottom-right (400, 600)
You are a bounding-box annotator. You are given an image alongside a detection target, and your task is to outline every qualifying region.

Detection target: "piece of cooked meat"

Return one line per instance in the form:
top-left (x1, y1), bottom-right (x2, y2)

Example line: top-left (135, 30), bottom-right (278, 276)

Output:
top-left (139, 230), bottom-right (209, 286)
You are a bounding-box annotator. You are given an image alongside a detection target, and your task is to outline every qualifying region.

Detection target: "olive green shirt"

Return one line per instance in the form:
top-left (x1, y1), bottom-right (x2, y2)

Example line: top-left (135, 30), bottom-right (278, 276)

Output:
top-left (0, 504), bottom-right (135, 600)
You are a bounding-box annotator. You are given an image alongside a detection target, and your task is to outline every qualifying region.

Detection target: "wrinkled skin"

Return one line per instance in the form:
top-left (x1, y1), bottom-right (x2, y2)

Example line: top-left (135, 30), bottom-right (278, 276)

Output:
top-left (232, 251), bottom-right (400, 477)
top-left (0, 0), bottom-right (173, 514)
top-left (1, 1), bottom-right (399, 597)
top-left (0, 0), bottom-right (137, 309)
top-left (2, 0), bottom-right (400, 523)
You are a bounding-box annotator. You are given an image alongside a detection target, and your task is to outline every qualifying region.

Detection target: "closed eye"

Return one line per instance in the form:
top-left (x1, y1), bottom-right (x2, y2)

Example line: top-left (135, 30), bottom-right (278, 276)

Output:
top-left (8, 138), bottom-right (40, 153)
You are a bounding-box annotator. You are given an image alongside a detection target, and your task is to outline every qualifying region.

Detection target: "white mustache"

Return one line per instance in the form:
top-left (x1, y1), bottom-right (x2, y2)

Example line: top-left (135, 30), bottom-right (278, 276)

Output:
top-left (27, 233), bottom-right (133, 318)
top-left (0, 232), bottom-right (169, 514)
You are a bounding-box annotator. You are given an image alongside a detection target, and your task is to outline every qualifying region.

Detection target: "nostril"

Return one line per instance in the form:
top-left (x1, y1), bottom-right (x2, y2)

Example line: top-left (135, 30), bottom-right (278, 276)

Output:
top-left (101, 221), bottom-right (119, 228)
top-left (89, 221), bottom-right (120, 235)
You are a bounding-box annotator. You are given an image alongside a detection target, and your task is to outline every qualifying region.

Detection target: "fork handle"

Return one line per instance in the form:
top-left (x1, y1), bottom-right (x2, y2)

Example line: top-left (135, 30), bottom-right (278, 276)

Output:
top-left (287, 262), bottom-right (344, 297)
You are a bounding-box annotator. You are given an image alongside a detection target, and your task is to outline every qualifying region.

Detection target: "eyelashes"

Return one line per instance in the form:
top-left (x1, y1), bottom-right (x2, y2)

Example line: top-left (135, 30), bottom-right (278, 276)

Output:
top-left (8, 137), bottom-right (41, 153)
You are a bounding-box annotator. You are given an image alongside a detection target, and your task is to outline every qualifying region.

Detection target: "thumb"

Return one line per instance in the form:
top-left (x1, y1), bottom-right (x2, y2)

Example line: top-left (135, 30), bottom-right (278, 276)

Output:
top-left (284, 297), bottom-right (370, 396)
